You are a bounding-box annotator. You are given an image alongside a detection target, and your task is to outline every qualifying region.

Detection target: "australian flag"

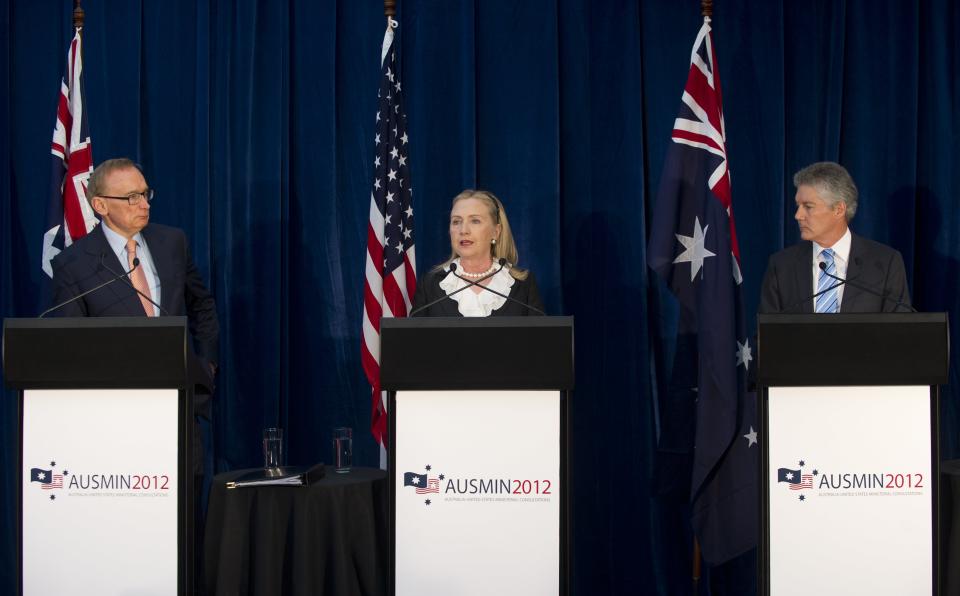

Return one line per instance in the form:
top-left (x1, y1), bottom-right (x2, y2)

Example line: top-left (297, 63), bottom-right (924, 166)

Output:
top-left (777, 468), bottom-right (801, 484)
top-left (44, 27), bottom-right (97, 278)
top-left (403, 472), bottom-right (428, 488)
top-left (30, 468), bottom-right (53, 484)
top-left (647, 18), bottom-right (757, 565)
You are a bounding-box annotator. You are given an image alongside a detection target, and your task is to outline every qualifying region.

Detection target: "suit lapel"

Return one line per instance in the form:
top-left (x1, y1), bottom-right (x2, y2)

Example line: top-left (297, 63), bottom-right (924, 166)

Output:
top-left (840, 233), bottom-right (864, 313)
top-left (85, 223), bottom-right (143, 315)
top-left (793, 242), bottom-right (814, 313)
top-left (140, 225), bottom-right (171, 314)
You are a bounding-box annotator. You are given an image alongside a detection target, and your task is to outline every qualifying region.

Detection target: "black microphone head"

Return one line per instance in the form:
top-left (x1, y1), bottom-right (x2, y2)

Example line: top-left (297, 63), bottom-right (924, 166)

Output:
top-left (498, 258), bottom-right (507, 266)
top-left (449, 262), bottom-right (457, 272)
top-left (133, 257), bottom-right (141, 267)
top-left (818, 261), bottom-right (827, 270)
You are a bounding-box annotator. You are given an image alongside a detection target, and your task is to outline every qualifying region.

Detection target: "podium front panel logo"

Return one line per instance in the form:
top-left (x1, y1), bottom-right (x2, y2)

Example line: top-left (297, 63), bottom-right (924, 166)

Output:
top-left (401, 462), bottom-right (555, 508)
top-left (26, 457), bottom-right (173, 503)
top-left (775, 456), bottom-right (926, 503)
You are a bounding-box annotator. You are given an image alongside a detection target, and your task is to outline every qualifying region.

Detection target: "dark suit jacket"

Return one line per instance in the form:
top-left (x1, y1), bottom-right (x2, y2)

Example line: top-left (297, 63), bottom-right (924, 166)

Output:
top-left (759, 233), bottom-right (911, 314)
top-left (411, 268), bottom-right (545, 317)
top-left (50, 222), bottom-right (220, 365)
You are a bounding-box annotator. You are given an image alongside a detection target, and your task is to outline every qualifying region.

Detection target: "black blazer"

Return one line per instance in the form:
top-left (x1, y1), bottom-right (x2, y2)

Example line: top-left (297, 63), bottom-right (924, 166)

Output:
top-left (50, 222), bottom-right (220, 363)
top-left (410, 268), bottom-right (545, 317)
top-left (759, 233), bottom-right (911, 314)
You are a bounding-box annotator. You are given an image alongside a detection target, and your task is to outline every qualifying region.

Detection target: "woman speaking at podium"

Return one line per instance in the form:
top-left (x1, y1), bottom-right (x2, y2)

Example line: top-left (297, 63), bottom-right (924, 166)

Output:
top-left (410, 189), bottom-right (544, 317)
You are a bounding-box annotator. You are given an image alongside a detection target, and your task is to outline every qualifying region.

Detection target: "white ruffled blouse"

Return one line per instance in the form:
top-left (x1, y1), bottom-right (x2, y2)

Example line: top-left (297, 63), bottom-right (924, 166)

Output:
top-left (439, 259), bottom-right (516, 317)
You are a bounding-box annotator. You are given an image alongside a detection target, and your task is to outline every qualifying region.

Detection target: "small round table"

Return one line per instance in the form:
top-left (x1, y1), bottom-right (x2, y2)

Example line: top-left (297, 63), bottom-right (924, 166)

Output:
top-left (204, 466), bottom-right (387, 596)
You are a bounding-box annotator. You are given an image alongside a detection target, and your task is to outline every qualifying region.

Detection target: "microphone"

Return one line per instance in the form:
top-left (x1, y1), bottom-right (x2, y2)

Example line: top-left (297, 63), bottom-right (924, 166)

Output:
top-left (818, 259), bottom-right (915, 313)
top-left (450, 259), bottom-right (546, 315)
top-left (409, 260), bottom-right (507, 317)
top-left (775, 277), bottom-right (846, 314)
top-left (40, 254), bottom-right (142, 318)
top-left (99, 254), bottom-right (170, 315)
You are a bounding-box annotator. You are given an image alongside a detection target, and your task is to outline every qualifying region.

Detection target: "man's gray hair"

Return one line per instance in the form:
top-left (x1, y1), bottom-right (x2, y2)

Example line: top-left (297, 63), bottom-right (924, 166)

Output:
top-left (793, 161), bottom-right (858, 221)
top-left (85, 158), bottom-right (142, 208)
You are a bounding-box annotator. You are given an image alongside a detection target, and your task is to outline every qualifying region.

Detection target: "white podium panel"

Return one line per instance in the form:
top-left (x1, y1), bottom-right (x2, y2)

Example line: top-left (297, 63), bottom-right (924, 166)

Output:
top-left (395, 390), bottom-right (560, 596)
top-left (767, 385), bottom-right (932, 596)
top-left (22, 389), bottom-right (179, 596)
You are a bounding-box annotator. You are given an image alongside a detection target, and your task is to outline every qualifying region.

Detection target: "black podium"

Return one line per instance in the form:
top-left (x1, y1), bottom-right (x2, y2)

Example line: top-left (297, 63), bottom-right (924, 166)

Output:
top-left (757, 313), bottom-right (949, 596)
top-left (381, 316), bottom-right (573, 596)
top-left (3, 317), bottom-right (194, 596)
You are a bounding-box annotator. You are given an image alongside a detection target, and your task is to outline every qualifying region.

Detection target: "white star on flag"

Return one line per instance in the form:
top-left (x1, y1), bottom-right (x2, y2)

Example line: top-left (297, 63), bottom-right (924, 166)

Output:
top-left (736, 338), bottom-right (752, 370)
top-left (673, 216), bottom-right (715, 281)
top-left (743, 426), bottom-right (757, 447)
top-left (786, 472), bottom-right (794, 481)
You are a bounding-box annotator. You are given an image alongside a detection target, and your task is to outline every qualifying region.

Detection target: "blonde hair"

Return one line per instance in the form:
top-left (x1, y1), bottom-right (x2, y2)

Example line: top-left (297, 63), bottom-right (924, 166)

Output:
top-left (435, 189), bottom-right (529, 280)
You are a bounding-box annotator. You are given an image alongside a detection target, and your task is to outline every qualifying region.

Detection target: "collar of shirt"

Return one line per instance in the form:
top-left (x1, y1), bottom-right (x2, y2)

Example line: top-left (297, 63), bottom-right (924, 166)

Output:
top-left (812, 227), bottom-right (852, 303)
top-left (100, 223), bottom-right (161, 315)
top-left (101, 222), bottom-right (145, 266)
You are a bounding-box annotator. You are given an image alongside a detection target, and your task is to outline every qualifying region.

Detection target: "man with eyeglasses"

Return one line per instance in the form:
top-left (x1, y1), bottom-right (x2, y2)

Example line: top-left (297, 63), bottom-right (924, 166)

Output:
top-left (50, 156), bottom-right (218, 356)
top-left (50, 157), bottom-right (219, 364)
top-left (49, 157), bottom-right (219, 588)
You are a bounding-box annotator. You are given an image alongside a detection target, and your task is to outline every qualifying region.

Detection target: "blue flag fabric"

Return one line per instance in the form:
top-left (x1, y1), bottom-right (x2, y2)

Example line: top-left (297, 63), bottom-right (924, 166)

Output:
top-left (777, 468), bottom-right (802, 484)
top-left (30, 468), bottom-right (53, 484)
top-left (647, 18), bottom-right (758, 565)
top-left (403, 472), bottom-right (428, 489)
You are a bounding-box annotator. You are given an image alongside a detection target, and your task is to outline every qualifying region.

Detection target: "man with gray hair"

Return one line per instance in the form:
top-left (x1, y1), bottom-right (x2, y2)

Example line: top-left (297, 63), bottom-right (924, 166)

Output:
top-left (759, 161), bottom-right (910, 313)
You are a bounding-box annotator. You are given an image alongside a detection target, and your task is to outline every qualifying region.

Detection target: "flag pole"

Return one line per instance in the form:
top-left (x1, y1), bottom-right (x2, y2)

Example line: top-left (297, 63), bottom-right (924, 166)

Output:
top-left (73, 0), bottom-right (85, 29)
top-left (692, 2), bottom-right (713, 590)
top-left (384, 0), bottom-right (396, 18)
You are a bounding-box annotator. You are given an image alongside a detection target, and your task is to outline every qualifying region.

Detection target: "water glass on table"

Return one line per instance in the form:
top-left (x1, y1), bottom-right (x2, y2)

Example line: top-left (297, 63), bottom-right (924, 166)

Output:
top-left (333, 427), bottom-right (352, 473)
top-left (263, 427), bottom-right (283, 471)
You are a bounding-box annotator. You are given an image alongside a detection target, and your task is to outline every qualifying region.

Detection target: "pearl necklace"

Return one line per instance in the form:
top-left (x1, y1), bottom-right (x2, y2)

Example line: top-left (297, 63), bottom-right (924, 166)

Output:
top-left (458, 262), bottom-right (498, 279)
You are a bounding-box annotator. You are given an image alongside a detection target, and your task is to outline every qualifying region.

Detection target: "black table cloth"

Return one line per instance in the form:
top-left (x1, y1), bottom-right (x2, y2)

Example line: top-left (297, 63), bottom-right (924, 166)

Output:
top-left (204, 466), bottom-right (387, 596)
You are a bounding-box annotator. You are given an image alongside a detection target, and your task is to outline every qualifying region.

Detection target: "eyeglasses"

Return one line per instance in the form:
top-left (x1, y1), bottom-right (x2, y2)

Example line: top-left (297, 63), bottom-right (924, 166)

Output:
top-left (98, 189), bottom-right (155, 206)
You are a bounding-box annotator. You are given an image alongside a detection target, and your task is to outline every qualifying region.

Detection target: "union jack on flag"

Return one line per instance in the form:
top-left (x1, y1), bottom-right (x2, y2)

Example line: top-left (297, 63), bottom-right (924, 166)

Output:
top-left (361, 20), bottom-right (417, 456)
top-left (43, 27), bottom-right (97, 278)
top-left (647, 17), bottom-right (756, 565)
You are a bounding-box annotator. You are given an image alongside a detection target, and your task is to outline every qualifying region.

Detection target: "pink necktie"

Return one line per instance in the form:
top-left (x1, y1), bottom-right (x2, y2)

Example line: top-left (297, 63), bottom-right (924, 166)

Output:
top-left (125, 239), bottom-right (155, 316)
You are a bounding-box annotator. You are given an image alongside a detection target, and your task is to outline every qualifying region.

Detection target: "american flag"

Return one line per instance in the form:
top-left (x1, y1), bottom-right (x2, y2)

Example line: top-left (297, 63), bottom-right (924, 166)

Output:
top-left (647, 17), bottom-right (757, 564)
top-left (361, 21), bottom-right (417, 455)
top-left (42, 27), bottom-right (97, 278)
top-left (415, 478), bottom-right (440, 494)
top-left (41, 475), bottom-right (64, 490)
top-left (789, 475), bottom-right (814, 490)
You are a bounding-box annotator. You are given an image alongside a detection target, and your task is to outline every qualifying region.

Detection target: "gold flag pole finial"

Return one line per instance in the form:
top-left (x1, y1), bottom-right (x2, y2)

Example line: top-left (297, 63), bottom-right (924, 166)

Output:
top-left (73, 0), bottom-right (85, 29)
top-left (702, 0), bottom-right (713, 18)
top-left (385, 0), bottom-right (396, 18)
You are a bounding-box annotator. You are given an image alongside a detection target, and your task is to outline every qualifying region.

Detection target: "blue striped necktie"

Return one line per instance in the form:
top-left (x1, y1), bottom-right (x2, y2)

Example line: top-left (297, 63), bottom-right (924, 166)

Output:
top-left (815, 248), bottom-right (839, 313)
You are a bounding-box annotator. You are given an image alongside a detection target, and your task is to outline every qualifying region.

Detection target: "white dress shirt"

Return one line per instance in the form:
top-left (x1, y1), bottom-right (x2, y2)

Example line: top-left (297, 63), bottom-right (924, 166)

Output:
top-left (811, 228), bottom-right (851, 310)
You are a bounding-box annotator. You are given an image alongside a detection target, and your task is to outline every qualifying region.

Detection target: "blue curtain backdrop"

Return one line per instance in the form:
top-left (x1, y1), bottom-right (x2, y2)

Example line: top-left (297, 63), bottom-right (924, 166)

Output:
top-left (3, 1), bottom-right (960, 594)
